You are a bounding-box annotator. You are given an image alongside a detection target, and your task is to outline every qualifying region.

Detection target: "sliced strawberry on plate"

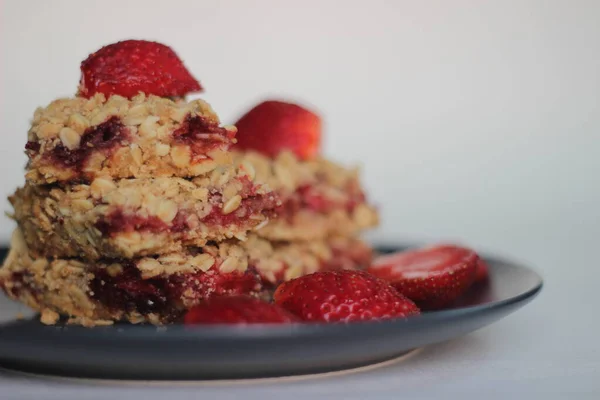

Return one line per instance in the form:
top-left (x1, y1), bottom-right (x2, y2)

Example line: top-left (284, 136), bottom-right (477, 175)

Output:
top-left (474, 259), bottom-right (490, 283)
top-left (367, 245), bottom-right (479, 310)
top-left (234, 100), bottom-right (321, 160)
top-left (184, 295), bottom-right (299, 325)
top-left (79, 40), bottom-right (202, 99)
top-left (274, 270), bottom-right (420, 323)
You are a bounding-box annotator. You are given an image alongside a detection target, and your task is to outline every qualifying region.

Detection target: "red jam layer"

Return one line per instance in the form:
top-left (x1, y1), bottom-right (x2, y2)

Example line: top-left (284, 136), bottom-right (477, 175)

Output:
top-left (278, 183), bottom-right (366, 220)
top-left (173, 115), bottom-right (236, 162)
top-left (90, 262), bottom-right (261, 321)
top-left (26, 117), bottom-right (128, 171)
top-left (95, 210), bottom-right (169, 236)
top-left (202, 194), bottom-right (279, 227)
top-left (0, 271), bottom-right (33, 299)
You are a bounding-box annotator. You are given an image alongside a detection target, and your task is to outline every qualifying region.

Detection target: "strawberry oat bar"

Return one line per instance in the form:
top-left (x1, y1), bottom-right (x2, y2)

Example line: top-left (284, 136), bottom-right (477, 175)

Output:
top-left (0, 229), bottom-right (262, 326)
top-left (236, 150), bottom-right (378, 241)
top-left (11, 170), bottom-right (279, 259)
top-left (0, 40), bottom-right (384, 326)
top-left (23, 40), bottom-right (233, 184)
top-left (25, 94), bottom-right (236, 184)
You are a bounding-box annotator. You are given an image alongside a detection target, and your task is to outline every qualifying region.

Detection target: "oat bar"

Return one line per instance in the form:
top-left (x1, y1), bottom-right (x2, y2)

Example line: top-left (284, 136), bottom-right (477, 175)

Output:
top-left (25, 93), bottom-right (236, 184)
top-left (11, 169), bottom-right (279, 259)
top-left (234, 150), bottom-right (379, 240)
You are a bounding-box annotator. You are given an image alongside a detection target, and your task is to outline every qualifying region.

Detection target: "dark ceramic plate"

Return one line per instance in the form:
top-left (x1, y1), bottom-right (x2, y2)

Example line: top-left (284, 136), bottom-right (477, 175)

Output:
top-left (0, 246), bottom-right (542, 380)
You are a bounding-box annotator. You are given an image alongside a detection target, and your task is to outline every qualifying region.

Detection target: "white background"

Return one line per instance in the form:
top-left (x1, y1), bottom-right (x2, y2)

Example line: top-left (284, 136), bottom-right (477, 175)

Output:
top-left (1, 0), bottom-right (599, 397)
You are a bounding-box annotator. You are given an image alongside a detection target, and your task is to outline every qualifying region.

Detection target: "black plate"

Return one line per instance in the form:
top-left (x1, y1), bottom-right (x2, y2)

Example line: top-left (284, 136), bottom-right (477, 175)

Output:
top-left (0, 246), bottom-right (542, 380)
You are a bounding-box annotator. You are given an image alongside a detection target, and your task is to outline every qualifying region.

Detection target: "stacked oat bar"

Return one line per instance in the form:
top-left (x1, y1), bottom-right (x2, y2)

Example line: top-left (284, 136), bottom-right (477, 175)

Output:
top-left (1, 93), bottom-right (281, 325)
top-left (0, 40), bottom-right (379, 326)
top-left (233, 151), bottom-right (378, 285)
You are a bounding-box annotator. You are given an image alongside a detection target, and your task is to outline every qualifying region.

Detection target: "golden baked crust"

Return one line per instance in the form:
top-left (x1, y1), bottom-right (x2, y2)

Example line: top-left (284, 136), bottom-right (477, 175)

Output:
top-left (234, 150), bottom-right (379, 240)
top-left (11, 167), bottom-right (279, 259)
top-left (25, 93), bottom-right (236, 184)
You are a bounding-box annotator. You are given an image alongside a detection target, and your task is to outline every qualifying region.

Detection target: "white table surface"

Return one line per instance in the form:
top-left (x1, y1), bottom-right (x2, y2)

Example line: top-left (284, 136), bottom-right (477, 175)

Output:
top-left (1, 239), bottom-right (598, 400)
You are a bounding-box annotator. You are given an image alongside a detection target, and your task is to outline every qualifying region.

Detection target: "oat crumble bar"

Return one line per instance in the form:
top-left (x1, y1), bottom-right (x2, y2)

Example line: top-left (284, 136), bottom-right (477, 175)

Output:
top-left (0, 40), bottom-right (382, 327)
top-left (234, 150), bottom-right (379, 241)
top-left (11, 167), bottom-right (280, 259)
top-left (25, 93), bottom-right (236, 184)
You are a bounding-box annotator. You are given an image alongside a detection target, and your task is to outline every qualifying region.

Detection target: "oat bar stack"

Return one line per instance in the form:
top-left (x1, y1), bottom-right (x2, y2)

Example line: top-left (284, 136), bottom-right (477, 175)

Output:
top-left (0, 40), bottom-right (380, 326)
top-left (1, 92), bottom-right (283, 326)
top-left (233, 151), bottom-right (378, 285)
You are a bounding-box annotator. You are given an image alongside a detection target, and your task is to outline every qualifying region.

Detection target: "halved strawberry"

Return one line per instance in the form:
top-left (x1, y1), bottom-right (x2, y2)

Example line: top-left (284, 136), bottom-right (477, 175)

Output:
top-left (367, 245), bottom-right (479, 310)
top-left (184, 295), bottom-right (299, 325)
top-left (79, 40), bottom-right (202, 99)
top-left (234, 100), bottom-right (321, 160)
top-left (274, 270), bottom-right (420, 323)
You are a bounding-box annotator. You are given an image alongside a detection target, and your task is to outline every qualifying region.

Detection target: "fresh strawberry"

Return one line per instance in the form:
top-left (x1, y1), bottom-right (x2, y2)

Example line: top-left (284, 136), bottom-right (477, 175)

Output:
top-left (234, 100), bottom-right (321, 160)
top-left (79, 40), bottom-right (202, 99)
top-left (184, 295), bottom-right (299, 325)
top-left (273, 270), bottom-right (420, 323)
top-left (367, 245), bottom-right (479, 310)
top-left (474, 259), bottom-right (490, 282)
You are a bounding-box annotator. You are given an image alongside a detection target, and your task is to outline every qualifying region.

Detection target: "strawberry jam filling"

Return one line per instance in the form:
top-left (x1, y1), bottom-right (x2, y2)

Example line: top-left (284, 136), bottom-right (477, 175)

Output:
top-left (26, 117), bottom-right (128, 171)
top-left (95, 210), bottom-right (169, 236)
top-left (278, 184), bottom-right (366, 219)
top-left (173, 115), bottom-right (236, 162)
top-left (0, 271), bottom-right (34, 299)
top-left (25, 141), bottom-right (41, 152)
top-left (202, 195), bottom-right (279, 227)
top-left (90, 262), bottom-right (262, 321)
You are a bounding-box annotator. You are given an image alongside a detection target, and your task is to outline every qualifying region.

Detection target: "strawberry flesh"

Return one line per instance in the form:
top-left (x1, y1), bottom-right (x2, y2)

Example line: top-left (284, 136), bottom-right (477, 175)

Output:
top-left (184, 295), bottom-right (299, 324)
top-left (234, 100), bottom-right (321, 160)
top-left (79, 40), bottom-right (202, 99)
top-left (368, 245), bottom-right (479, 310)
top-left (274, 270), bottom-right (420, 323)
top-left (474, 259), bottom-right (490, 282)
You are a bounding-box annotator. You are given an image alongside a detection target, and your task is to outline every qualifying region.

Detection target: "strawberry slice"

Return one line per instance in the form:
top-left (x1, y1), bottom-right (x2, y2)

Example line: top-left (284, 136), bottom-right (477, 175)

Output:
top-left (184, 295), bottom-right (299, 325)
top-left (79, 40), bottom-right (202, 99)
top-left (274, 270), bottom-right (420, 323)
top-left (367, 245), bottom-right (479, 310)
top-left (474, 259), bottom-right (490, 282)
top-left (234, 100), bottom-right (321, 160)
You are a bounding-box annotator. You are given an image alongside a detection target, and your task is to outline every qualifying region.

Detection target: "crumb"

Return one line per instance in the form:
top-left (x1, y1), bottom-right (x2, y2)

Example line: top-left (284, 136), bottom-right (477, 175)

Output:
top-left (40, 309), bottom-right (59, 325)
